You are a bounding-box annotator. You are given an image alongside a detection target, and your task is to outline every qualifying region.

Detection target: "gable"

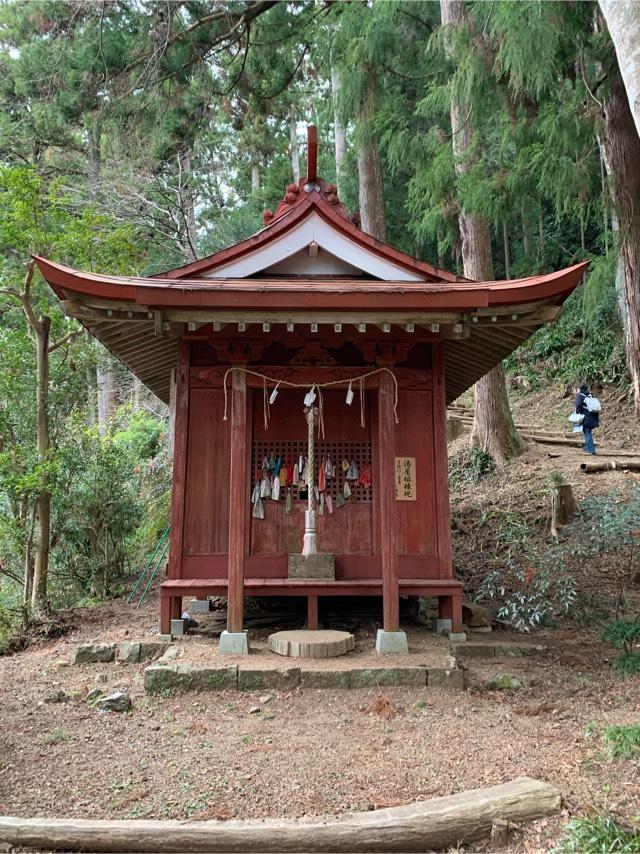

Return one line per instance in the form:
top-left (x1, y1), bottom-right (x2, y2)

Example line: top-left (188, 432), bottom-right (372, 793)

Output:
top-left (198, 210), bottom-right (426, 282)
top-left (261, 246), bottom-right (365, 277)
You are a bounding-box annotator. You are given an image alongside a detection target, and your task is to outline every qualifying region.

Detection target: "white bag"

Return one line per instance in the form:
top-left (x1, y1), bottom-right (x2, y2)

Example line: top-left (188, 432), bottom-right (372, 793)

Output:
top-left (568, 413), bottom-right (584, 423)
top-left (584, 395), bottom-right (601, 413)
top-left (572, 424), bottom-right (583, 434)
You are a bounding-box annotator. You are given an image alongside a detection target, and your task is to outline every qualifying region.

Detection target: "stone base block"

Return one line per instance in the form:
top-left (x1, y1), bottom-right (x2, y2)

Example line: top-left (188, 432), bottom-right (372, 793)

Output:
top-left (300, 670), bottom-right (351, 689)
top-left (74, 643), bottom-right (116, 664)
top-left (375, 629), bottom-right (409, 655)
top-left (428, 667), bottom-right (465, 689)
top-left (170, 619), bottom-right (185, 637)
top-left (117, 642), bottom-right (141, 664)
top-left (449, 632), bottom-right (467, 643)
top-left (433, 619), bottom-right (453, 635)
top-left (350, 667), bottom-right (425, 688)
top-left (144, 663), bottom-right (237, 693)
top-left (218, 630), bottom-right (250, 656)
top-left (237, 667), bottom-right (300, 692)
top-left (288, 553), bottom-right (335, 580)
top-left (190, 598), bottom-right (211, 614)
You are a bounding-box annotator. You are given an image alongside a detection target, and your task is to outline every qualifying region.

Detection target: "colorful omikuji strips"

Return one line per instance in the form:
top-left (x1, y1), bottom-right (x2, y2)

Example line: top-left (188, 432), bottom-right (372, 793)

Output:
top-left (250, 448), bottom-right (372, 520)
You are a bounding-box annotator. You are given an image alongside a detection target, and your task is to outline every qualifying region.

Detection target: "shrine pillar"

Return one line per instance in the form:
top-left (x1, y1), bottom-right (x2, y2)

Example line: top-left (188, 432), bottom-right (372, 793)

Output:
top-left (219, 367), bottom-right (250, 655)
top-left (375, 370), bottom-right (408, 654)
top-left (161, 342), bottom-right (189, 635)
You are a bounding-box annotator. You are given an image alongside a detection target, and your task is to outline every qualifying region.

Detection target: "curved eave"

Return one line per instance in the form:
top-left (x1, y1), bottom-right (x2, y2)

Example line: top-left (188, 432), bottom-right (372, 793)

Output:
top-left (152, 192), bottom-right (465, 284)
top-left (33, 254), bottom-right (588, 406)
top-left (33, 256), bottom-right (588, 311)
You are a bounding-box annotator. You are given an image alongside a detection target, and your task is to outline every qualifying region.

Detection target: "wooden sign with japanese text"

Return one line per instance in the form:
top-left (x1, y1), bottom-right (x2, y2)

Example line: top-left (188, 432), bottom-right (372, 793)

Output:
top-left (395, 456), bottom-right (416, 501)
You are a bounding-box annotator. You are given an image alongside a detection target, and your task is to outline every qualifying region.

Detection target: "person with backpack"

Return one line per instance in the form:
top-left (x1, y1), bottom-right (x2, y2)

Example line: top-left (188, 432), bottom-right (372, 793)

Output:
top-left (575, 383), bottom-right (601, 455)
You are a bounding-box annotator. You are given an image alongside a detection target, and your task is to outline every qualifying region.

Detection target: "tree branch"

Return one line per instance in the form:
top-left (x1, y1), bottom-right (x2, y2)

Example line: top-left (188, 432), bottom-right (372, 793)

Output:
top-left (115, 0), bottom-right (277, 79)
top-left (20, 260), bottom-right (41, 333)
top-left (48, 327), bottom-right (84, 353)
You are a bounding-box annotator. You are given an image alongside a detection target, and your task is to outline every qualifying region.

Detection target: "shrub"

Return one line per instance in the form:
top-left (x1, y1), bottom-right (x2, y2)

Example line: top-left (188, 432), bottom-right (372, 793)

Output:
top-left (603, 724), bottom-right (640, 759)
top-left (554, 816), bottom-right (640, 852)
top-left (449, 447), bottom-right (495, 485)
top-left (477, 567), bottom-right (576, 632)
top-left (601, 618), bottom-right (640, 674)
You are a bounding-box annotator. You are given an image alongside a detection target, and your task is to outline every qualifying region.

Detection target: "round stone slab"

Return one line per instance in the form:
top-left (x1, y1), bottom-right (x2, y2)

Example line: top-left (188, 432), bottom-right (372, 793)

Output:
top-left (268, 630), bottom-right (355, 659)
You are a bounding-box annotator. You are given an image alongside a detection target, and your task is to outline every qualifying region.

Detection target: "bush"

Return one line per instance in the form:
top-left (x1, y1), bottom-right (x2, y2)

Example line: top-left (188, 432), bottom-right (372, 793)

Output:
top-left (603, 724), bottom-right (640, 759)
top-left (477, 566), bottom-right (576, 632)
top-left (449, 447), bottom-right (496, 485)
top-left (601, 618), bottom-right (640, 674)
top-left (555, 816), bottom-right (640, 852)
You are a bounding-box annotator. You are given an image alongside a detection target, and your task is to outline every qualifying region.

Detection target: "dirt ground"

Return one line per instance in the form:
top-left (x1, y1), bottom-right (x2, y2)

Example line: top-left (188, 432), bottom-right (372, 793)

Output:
top-left (1, 384), bottom-right (640, 851)
top-left (1, 599), bottom-right (639, 853)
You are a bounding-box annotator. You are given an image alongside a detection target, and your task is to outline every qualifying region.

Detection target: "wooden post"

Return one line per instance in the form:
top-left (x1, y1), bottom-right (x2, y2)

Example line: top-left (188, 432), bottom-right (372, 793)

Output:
top-left (162, 344), bottom-right (190, 634)
top-left (432, 343), bottom-right (454, 579)
top-left (378, 371), bottom-right (399, 632)
top-left (307, 595), bottom-right (319, 630)
top-left (227, 369), bottom-right (248, 633)
top-left (167, 343), bottom-right (190, 580)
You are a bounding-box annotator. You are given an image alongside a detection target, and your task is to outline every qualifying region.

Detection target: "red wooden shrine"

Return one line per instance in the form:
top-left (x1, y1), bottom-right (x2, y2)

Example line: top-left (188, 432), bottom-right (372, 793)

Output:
top-left (35, 127), bottom-right (587, 650)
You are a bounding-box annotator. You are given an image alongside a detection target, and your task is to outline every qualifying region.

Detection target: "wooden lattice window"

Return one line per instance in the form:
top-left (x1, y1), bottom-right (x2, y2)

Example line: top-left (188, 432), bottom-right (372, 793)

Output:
top-left (251, 440), bottom-right (372, 503)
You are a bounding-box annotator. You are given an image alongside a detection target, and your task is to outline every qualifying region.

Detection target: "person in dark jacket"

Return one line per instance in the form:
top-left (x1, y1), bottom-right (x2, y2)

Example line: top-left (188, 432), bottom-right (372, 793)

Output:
top-left (575, 383), bottom-right (599, 454)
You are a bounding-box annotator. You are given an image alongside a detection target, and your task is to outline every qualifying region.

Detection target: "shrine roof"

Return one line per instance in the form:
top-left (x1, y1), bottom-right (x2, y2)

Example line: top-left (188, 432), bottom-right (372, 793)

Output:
top-left (33, 251), bottom-right (588, 405)
top-left (32, 124), bottom-right (587, 404)
top-left (33, 255), bottom-right (586, 310)
top-left (152, 188), bottom-right (463, 284)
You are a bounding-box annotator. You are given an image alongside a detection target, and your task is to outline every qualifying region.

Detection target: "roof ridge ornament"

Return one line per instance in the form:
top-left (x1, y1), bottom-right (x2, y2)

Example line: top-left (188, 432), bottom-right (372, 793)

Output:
top-left (263, 125), bottom-right (359, 228)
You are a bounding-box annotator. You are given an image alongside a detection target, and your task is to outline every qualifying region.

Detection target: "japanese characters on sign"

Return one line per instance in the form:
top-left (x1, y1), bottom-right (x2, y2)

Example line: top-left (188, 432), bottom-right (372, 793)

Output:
top-left (395, 456), bottom-right (416, 501)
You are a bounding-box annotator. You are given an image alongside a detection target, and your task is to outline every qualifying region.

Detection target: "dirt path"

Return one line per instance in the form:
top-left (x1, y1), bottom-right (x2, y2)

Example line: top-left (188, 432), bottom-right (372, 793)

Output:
top-left (1, 602), bottom-right (639, 852)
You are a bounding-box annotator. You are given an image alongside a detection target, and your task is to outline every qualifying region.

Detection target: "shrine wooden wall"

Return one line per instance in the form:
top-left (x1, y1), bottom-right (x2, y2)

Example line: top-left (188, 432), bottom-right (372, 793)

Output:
top-left (172, 339), bottom-right (452, 583)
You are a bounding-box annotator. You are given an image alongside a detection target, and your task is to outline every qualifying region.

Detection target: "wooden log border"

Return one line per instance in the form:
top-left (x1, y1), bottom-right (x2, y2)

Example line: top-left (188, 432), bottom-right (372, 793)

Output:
top-left (0, 777), bottom-right (560, 853)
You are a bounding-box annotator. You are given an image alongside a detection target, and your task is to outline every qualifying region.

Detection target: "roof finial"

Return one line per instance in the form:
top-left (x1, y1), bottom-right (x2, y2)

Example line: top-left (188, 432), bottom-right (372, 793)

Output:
top-left (306, 125), bottom-right (318, 186)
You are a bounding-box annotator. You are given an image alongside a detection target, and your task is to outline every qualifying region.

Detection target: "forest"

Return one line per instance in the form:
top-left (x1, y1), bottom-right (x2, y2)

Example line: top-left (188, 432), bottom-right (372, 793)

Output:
top-left (0, 4), bottom-right (639, 615)
top-left (2, 1), bottom-right (640, 850)
top-left (1, 0), bottom-right (639, 629)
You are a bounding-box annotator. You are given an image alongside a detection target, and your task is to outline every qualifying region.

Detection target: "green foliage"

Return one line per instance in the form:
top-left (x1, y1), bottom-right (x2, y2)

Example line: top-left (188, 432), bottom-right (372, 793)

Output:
top-left (509, 255), bottom-right (626, 386)
top-left (449, 447), bottom-right (496, 485)
top-left (603, 725), bottom-right (640, 760)
top-left (477, 567), bottom-right (577, 632)
top-left (555, 816), bottom-right (640, 853)
top-left (615, 653), bottom-right (640, 676)
top-left (476, 483), bottom-right (640, 632)
top-left (601, 619), bottom-right (640, 674)
top-left (601, 619), bottom-right (640, 654)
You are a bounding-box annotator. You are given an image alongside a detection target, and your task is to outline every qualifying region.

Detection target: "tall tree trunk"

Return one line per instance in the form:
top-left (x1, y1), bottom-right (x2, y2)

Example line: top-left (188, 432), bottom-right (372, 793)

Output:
top-left (86, 364), bottom-right (96, 426)
top-left (599, 0), bottom-right (640, 139)
top-left (522, 209), bottom-right (531, 261)
top-left (357, 69), bottom-right (386, 242)
top-left (251, 163), bottom-right (260, 193)
top-left (331, 67), bottom-right (347, 197)
top-left (88, 120), bottom-right (101, 196)
top-left (502, 219), bottom-right (511, 279)
top-left (601, 58), bottom-right (640, 412)
top-left (23, 505), bottom-right (36, 607)
top-left (537, 209), bottom-right (545, 268)
top-left (133, 376), bottom-right (144, 409)
top-left (96, 350), bottom-right (116, 437)
top-left (178, 148), bottom-right (198, 262)
top-left (441, 0), bottom-right (522, 461)
top-left (290, 106), bottom-right (300, 183)
top-left (31, 316), bottom-right (51, 612)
